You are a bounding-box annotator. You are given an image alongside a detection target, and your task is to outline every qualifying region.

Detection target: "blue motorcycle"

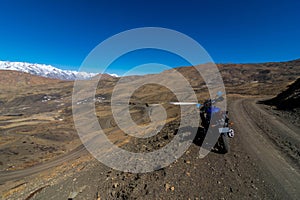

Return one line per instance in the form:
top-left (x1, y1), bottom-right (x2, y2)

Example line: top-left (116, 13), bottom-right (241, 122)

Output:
top-left (199, 96), bottom-right (234, 153)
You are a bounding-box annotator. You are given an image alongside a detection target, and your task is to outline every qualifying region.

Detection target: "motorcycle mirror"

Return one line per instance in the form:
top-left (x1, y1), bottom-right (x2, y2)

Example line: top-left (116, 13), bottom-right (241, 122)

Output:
top-left (217, 91), bottom-right (223, 97)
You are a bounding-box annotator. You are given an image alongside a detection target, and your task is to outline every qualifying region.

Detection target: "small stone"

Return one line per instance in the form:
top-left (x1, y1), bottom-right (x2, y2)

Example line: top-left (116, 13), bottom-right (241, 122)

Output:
top-left (165, 183), bottom-right (170, 191)
top-left (171, 186), bottom-right (175, 191)
top-left (96, 192), bottom-right (101, 200)
top-left (184, 160), bottom-right (191, 164)
top-left (251, 184), bottom-right (258, 190)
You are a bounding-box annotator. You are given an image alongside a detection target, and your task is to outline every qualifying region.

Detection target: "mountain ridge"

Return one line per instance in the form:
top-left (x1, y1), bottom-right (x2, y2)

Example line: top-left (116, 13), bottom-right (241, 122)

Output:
top-left (0, 61), bottom-right (118, 80)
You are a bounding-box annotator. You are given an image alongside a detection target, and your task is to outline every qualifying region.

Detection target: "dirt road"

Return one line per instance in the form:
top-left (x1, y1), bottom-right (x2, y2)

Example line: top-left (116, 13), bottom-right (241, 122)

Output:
top-left (0, 145), bottom-right (87, 184)
top-left (230, 98), bottom-right (300, 199)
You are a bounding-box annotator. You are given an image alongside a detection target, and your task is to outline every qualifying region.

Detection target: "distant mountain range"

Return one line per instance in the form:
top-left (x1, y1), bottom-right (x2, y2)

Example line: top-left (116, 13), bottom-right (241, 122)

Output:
top-left (0, 61), bottom-right (118, 80)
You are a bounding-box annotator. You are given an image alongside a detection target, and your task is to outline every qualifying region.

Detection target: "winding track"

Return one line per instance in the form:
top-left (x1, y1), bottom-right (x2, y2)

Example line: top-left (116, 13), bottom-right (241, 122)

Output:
top-left (0, 97), bottom-right (299, 199)
top-left (0, 144), bottom-right (87, 184)
top-left (230, 98), bottom-right (300, 199)
top-left (0, 104), bottom-right (147, 184)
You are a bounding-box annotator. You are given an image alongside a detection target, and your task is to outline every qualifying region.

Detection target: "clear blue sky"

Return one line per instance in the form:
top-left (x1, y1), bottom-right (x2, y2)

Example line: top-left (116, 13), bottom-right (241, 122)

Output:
top-left (0, 0), bottom-right (299, 75)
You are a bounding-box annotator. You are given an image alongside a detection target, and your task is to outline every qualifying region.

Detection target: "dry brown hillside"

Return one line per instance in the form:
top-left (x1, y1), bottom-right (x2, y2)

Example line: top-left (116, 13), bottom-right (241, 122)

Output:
top-left (171, 59), bottom-right (300, 95)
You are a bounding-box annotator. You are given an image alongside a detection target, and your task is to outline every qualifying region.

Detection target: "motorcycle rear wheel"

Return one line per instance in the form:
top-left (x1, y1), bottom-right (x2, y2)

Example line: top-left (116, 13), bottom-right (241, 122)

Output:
top-left (221, 134), bottom-right (230, 153)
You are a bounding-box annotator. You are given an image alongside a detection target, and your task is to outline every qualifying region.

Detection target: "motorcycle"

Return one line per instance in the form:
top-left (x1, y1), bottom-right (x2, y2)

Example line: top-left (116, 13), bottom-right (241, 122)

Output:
top-left (199, 94), bottom-right (234, 153)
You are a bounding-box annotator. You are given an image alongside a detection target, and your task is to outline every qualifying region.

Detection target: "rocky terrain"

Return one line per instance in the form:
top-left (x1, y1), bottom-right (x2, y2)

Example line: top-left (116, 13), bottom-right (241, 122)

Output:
top-left (259, 77), bottom-right (300, 131)
top-left (261, 77), bottom-right (300, 110)
top-left (0, 59), bottom-right (299, 199)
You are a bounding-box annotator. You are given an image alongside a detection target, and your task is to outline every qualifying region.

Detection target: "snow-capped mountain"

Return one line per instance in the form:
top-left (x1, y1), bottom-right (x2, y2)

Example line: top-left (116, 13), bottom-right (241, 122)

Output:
top-left (0, 61), bottom-right (117, 80)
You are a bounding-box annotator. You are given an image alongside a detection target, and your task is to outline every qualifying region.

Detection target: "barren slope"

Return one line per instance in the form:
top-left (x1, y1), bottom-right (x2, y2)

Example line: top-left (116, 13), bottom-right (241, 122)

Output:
top-left (0, 60), bottom-right (300, 199)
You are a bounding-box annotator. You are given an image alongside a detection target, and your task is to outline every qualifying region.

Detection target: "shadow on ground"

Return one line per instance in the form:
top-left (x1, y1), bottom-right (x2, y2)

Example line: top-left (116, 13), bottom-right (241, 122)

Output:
top-left (174, 126), bottom-right (226, 155)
